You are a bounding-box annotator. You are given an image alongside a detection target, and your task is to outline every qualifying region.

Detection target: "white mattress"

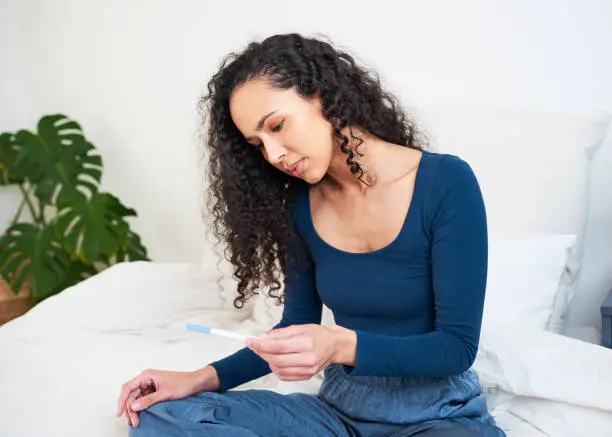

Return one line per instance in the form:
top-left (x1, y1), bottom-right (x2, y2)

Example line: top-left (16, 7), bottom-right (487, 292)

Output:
top-left (1, 262), bottom-right (611, 437)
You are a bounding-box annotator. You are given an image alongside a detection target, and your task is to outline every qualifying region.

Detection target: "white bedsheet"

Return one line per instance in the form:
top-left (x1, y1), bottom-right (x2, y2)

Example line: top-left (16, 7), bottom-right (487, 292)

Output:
top-left (1, 262), bottom-right (611, 437)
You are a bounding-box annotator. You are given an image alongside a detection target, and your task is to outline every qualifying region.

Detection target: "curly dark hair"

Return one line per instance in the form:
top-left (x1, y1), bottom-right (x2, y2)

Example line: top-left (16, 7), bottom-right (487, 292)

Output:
top-left (199, 33), bottom-right (426, 309)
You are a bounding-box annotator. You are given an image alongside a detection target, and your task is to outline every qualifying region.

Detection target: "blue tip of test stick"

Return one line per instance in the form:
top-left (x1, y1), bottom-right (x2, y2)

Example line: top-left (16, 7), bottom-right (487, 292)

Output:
top-left (185, 323), bottom-right (212, 334)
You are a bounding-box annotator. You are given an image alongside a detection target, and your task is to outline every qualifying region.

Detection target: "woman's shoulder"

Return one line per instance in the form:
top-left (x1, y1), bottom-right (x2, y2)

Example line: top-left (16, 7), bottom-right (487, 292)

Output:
top-left (420, 149), bottom-right (479, 189)
top-left (422, 149), bottom-right (474, 174)
top-left (419, 149), bottom-right (483, 216)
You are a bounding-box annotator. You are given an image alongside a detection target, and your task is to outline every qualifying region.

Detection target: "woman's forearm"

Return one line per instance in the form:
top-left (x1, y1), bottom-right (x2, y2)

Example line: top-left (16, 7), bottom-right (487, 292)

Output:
top-left (192, 365), bottom-right (222, 393)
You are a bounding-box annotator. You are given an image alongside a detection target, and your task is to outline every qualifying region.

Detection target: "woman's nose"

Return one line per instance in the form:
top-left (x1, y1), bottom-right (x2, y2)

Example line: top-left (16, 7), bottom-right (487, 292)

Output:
top-left (263, 139), bottom-right (287, 164)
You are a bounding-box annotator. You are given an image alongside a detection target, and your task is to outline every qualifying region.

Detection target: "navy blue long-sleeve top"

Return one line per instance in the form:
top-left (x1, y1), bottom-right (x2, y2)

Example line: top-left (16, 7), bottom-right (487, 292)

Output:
top-left (210, 151), bottom-right (488, 392)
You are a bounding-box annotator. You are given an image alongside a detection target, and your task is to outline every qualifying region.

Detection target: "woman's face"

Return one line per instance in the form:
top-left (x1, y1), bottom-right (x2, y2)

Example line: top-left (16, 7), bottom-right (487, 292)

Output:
top-left (229, 78), bottom-right (335, 184)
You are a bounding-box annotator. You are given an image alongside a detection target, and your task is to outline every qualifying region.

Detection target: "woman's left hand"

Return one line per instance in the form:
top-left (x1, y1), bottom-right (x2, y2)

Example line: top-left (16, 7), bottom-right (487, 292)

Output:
top-left (245, 324), bottom-right (356, 381)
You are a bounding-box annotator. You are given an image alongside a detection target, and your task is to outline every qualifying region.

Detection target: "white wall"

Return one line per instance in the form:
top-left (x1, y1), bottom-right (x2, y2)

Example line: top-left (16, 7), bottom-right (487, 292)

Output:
top-left (1, 0), bottom-right (611, 262)
top-left (0, 0), bottom-right (31, 230)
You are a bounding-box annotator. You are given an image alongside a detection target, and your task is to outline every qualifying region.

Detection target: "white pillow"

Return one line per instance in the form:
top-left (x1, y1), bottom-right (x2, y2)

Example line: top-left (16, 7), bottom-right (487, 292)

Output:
top-left (548, 128), bottom-right (609, 333)
top-left (484, 233), bottom-right (577, 330)
top-left (563, 121), bottom-right (612, 332)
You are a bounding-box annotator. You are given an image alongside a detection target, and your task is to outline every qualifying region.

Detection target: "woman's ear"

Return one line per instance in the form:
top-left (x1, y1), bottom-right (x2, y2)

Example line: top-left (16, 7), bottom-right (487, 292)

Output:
top-left (330, 116), bottom-right (345, 131)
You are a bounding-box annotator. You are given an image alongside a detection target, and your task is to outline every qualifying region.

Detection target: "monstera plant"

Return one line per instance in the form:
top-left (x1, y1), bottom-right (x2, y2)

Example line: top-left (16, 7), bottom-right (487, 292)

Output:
top-left (0, 114), bottom-right (149, 303)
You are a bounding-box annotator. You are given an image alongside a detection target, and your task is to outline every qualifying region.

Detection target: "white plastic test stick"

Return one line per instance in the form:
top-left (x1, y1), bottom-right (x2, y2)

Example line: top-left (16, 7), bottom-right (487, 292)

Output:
top-left (185, 323), bottom-right (257, 342)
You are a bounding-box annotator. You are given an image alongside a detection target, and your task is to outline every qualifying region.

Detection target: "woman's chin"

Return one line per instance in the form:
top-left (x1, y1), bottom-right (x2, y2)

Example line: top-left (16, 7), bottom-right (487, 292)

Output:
top-left (301, 168), bottom-right (324, 185)
top-left (289, 160), bottom-right (316, 184)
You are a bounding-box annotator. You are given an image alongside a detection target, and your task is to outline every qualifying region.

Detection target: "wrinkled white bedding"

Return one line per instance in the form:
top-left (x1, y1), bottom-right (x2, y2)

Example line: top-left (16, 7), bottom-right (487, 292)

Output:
top-left (1, 262), bottom-right (611, 437)
top-left (473, 325), bottom-right (612, 436)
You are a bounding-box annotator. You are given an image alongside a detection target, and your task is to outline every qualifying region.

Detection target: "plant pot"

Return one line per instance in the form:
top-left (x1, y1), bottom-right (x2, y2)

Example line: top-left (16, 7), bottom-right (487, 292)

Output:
top-left (0, 276), bottom-right (35, 326)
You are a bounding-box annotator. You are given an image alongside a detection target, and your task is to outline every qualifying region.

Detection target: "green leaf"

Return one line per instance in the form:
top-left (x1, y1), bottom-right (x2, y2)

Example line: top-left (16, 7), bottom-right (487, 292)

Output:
top-left (49, 260), bottom-right (98, 296)
top-left (0, 132), bottom-right (26, 185)
top-left (56, 190), bottom-right (137, 263)
top-left (116, 230), bottom-right (150, 262)
top-left (13, 114), bottom-right (103, 204)
top-left (0, 223), bottom-right (70, 301)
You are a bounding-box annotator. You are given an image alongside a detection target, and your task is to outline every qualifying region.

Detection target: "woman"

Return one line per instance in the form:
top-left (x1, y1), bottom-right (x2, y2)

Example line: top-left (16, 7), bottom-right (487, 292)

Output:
top-left (117, 33), bottom-right (505, 437)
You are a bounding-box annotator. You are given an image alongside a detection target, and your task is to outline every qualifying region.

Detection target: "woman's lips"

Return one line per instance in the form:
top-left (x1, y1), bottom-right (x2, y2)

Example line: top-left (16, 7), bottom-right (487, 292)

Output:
top-left (287, 158), bottom-right (305, 177)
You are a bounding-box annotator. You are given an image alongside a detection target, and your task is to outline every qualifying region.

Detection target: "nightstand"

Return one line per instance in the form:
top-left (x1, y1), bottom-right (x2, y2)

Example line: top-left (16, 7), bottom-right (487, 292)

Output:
top-left (602, 289), bottom-right (612, 348)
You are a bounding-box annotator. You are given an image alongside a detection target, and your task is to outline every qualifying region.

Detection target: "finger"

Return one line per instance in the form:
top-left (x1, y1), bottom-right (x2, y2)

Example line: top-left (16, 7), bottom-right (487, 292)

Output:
top-left (117, 374), bottom-right (149, 416)
top-left (250, 336), bottom-right (311, 355)
top-left (117, 388), bottom-right (129, 417)
top-left (131, 389), bottom-right (164, 412)
top-left (117, 379), bottom-right (140, 415)
top-left (128, 381), bottom-right (156, 427)
top-left (119, 389), bottom-right (135, 420)
top-left (262, 352), bottom-right (317, 369)
top-left (125, 384), bottom-right (151, 426)
top-left (127, 390), bottom-right (141, 427)
top-left (271, 365), bottom-right (319, 378)
top-left (261, 325), bottom-right (308, 339)
top-left (118, 386), bottom-right (140, 418)
top-left (118, 378), bottom-right (154, 418)
top-left (276, 373), bottom-right (311, 381)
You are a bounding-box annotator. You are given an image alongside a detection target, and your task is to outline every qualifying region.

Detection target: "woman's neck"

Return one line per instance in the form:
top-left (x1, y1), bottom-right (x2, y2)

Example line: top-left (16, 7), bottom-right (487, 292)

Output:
top-left (323, 128), bottom-right (407, 196)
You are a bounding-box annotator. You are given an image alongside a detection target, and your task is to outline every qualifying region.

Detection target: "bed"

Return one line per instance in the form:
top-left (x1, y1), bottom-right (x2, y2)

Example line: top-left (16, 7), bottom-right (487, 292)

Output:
top-left (1, 105), bottom-right (612, 436)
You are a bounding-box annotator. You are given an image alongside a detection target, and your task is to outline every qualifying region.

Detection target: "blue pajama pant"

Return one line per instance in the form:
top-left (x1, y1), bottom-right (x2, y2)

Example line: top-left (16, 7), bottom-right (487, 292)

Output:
top-left (129, 364), bottom-right (506, 436)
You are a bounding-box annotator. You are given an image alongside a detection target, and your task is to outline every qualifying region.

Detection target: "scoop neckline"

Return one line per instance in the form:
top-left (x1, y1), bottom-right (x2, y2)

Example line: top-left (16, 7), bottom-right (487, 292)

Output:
top-left (304, 150), bottom-right (429, 257)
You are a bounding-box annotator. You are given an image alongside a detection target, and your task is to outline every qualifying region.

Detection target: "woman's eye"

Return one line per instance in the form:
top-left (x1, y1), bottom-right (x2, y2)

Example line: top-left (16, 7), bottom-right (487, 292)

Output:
top-left (271, 120), bottom-right (284, 132)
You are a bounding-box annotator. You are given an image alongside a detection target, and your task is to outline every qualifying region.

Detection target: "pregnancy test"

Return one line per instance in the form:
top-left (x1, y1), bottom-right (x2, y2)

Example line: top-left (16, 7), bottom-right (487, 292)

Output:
top-left (185, 323), bottom-right (259, 342)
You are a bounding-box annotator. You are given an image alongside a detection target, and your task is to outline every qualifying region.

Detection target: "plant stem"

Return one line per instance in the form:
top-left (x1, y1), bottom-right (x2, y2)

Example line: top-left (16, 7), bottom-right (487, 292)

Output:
top-left (11, 197), bottom-right (27, 226)
top-left (37, 199), bottom-right (47, 226)
top-left (18, 184), bottom-right (39, 226)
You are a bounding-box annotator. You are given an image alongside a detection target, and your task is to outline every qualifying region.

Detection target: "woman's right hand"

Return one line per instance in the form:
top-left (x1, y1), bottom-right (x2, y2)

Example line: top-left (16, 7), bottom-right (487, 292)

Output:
top-left (116, 366), bottom-right (220, 427)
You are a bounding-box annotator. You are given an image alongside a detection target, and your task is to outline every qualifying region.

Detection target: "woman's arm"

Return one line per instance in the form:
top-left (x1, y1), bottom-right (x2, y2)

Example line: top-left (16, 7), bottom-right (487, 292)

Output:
top-left (208, 247), bottom-right (323, 392)
top-left (340, 156), bottom-right (488, 377)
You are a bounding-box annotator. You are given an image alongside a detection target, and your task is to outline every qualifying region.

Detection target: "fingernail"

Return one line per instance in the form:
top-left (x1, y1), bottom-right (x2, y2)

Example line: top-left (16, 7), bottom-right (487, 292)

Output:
top-left (132, 402), bottom-right (141, 410)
